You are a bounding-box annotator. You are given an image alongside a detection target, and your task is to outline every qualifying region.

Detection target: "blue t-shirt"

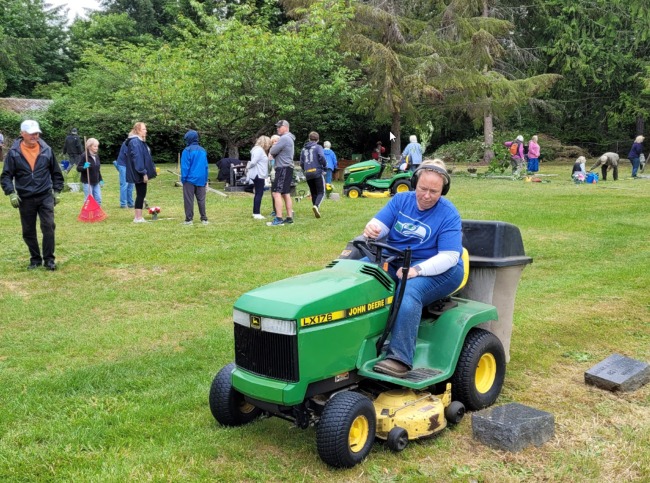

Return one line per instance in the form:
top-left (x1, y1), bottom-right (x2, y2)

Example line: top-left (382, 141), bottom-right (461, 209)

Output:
top-left (374, 192), bottom-right (462, 264)
top-left (402, 142), bottom-right (423, 165)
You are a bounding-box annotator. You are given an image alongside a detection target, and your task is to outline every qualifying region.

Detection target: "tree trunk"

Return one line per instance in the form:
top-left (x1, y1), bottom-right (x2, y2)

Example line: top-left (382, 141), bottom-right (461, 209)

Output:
top-left (228, 143), bottom-right (239, 159)
top-left (483, 111), bottom-right (494, 163)
top-left (636, 116), bottom-right (644, 136)
top-left (391, 110), bottom-right (401, 159)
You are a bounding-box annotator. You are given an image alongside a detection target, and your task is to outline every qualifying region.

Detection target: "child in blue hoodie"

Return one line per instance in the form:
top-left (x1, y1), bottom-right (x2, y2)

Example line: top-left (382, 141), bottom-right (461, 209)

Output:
top-left (181, 130), bottom-right (209, 225)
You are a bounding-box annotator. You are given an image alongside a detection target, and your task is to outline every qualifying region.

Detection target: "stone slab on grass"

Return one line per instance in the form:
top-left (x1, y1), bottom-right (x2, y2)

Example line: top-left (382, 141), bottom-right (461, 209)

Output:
top-left (472, 403), bottom-right (555, 452)
top-left (584, 353), bottom-right (650, 392)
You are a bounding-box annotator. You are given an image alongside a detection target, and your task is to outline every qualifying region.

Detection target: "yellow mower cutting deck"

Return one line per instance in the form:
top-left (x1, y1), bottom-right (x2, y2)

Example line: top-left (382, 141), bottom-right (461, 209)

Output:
top-left (373, 384), bottom-right (464, 451)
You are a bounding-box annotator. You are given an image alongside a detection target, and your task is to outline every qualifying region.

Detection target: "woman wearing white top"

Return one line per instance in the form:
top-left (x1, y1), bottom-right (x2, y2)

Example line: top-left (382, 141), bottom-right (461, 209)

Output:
top-left (247, 136), bottom-right (272, 219)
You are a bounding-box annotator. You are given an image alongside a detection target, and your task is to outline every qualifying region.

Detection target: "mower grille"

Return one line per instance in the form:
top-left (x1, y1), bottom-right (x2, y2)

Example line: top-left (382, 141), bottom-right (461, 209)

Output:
top-left (234, 324), bottom-right (299, 382)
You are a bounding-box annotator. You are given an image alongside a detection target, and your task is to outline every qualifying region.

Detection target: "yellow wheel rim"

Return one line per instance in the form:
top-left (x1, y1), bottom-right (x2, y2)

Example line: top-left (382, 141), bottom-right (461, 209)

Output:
top-left (239, 401), bottom-right (256, 414)
top-left (396, 183), bottom-right (409, 193)
top-left (475, 353), bottom-right (497, 394)
top-left (348, 415), bottom-right (369, 453)
top-left (349, 189), bottom-right (360, 199)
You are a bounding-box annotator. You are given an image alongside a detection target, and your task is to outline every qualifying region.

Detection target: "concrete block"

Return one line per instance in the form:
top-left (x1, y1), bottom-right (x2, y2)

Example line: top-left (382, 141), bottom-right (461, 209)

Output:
top-left (472, 403), bottom-right (554, 452)
top-left (584, 353), bottom-right (650, 392)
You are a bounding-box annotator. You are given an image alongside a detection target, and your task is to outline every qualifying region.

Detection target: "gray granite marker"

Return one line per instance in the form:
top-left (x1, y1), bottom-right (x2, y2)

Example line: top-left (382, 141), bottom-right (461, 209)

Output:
top-left (584, 354), bottom-right (650, 392)
top-left (472, 403), bottom-right (555, 452)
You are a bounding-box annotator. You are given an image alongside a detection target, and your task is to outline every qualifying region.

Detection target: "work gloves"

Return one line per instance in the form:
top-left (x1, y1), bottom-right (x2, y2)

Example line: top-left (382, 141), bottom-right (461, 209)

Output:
top-left (53, 191), bottom-right (61, 206)
top-left (83, 161), bottom-right (91, 169)
top-left (100, 180), bottom-right (104, 186)
top-left (9, 193), bottom-right (20, 208)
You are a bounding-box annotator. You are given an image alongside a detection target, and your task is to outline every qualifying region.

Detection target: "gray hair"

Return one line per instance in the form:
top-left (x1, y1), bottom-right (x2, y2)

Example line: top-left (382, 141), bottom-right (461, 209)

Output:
top-left (324, 141), bottom-right (331, 149)
top-left (409, 135), bottom-right (417, 143)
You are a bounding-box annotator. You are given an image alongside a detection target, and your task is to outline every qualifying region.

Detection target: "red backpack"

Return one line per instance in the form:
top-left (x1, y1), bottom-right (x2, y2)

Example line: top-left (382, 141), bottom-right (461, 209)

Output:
top-left (509, 142), bottom-right (519, 156)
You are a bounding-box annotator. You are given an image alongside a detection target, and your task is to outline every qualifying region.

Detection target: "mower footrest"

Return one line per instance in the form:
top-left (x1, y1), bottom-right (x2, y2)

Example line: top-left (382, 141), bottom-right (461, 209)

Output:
top-left (403, 367), bottom-right (443, 383)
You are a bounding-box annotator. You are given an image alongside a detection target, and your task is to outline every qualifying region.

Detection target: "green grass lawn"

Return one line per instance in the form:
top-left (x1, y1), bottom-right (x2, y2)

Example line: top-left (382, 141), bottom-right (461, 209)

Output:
top-left (1, 161), bottom-right (648, 481)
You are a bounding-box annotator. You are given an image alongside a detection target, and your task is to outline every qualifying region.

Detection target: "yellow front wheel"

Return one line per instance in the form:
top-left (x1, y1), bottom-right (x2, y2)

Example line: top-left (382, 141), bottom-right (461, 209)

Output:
top-left (317, 392), bottom-right (376, 468)
top-left (349, 415), bottom-right (369, 452)
top-left (347, 187), bottom-right (362, 199)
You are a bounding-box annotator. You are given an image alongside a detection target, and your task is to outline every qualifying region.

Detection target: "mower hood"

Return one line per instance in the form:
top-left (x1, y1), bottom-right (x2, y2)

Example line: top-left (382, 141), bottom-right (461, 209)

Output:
top-left (233, 259), bottom-right (395, 323)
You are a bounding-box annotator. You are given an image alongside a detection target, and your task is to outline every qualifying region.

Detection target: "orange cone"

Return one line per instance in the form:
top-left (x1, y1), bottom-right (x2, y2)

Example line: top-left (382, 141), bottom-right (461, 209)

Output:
top-left (78, 194), bottom-right (107, 222)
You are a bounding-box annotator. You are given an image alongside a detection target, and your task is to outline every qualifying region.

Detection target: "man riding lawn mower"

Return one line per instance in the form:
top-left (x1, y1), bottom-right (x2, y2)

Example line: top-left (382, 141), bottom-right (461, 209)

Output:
top-left (209, 164), bottom-right (532, 467)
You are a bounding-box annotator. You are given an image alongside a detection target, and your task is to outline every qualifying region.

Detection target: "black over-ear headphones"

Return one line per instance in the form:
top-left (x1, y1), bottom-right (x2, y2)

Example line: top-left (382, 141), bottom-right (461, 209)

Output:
top-left (412, 164), bottom-right (451, 196)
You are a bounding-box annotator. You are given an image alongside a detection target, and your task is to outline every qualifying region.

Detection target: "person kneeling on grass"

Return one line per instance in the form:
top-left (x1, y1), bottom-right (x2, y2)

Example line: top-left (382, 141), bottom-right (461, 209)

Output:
top-left (366, 159), bottom-right (465, 378)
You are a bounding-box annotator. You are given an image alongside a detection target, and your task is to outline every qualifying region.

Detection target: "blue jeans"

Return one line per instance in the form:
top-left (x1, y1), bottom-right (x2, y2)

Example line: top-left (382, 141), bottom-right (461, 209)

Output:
top-left (386, 263), bottom-right (465, 368)
top-left (114, 162), bottom-right (134, 207)
top-left (83, 183), bottom-right (102, 205)
top-left (326, 169), bottom-right (333, 184)
top-left (630, 157), bottom-right (640, 177)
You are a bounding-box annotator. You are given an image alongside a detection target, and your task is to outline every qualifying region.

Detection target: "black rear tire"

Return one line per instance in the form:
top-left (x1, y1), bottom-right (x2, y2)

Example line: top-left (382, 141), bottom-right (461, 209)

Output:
top-left (451, 329), bottom-right (506, 411)
top-left (316, 391), bottom-right (376, 468)
top-left (209, 363), bottom-right (262, 426)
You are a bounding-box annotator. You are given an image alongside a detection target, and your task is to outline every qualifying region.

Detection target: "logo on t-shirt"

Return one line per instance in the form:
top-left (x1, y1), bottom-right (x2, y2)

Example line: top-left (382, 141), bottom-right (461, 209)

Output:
top-left (394, 213), bottom-right (430, 243)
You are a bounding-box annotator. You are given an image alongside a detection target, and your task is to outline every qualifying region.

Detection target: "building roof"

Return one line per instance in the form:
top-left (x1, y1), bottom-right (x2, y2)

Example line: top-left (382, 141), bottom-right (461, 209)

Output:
top-left (0, 98), bottom-right (54, 113)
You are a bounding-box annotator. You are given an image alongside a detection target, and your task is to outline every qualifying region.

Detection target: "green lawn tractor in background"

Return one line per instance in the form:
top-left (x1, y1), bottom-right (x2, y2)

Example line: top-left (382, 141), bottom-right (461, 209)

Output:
top-left (209, 221), bottom-right (532, 468)
top-left (343, 155), bottom-right (413, 199)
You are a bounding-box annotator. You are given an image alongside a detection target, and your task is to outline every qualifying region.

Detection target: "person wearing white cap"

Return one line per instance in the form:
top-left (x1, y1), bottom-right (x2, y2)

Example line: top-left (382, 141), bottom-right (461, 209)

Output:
top-left (504, 135), bottom-right (525, 174)
top-left (1, 120), bottom-right (64, 270)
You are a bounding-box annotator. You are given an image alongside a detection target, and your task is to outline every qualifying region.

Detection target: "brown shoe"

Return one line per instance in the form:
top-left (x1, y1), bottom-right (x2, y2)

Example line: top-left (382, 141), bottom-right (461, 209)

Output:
top-left (373, 358), bottom-right (409, 378)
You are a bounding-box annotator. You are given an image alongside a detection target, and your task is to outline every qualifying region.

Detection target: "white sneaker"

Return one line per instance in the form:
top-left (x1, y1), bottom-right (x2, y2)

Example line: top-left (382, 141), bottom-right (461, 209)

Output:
top-left (312, 205), bottom-right (321, 219)
top-left (133, 218), bottom-right (147, 223)
top-left (182, 220), bottom-right (193, 225)
top-left (201, 220), bottom-right (209, 225)
top-left (252, 214), bottom-right (265, 220)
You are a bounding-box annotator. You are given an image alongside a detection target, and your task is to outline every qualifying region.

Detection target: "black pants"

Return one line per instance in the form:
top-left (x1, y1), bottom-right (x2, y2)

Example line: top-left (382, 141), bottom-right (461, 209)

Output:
top-left (182, 183), bottom-right (207, 221)
top-left (19, 192), bottom-right (56, 265)
top-left (134, 182), bottom-right (147, 209)
top-left (252, 176), bottom-right (265, 215)
top-left (306, 175), bottom-right (326, 208)
top-left (602, 165), bottom-right (618, 181)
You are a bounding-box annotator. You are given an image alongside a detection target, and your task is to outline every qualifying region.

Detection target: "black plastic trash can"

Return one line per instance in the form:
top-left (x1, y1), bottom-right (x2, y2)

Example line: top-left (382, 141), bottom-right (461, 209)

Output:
top-left (460, 220), bottom-right (533, 362)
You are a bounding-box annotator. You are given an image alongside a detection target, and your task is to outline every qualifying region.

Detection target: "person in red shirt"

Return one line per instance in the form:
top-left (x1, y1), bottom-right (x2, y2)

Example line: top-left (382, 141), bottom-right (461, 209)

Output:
top-left (371, 141), bottom-right (386, 160)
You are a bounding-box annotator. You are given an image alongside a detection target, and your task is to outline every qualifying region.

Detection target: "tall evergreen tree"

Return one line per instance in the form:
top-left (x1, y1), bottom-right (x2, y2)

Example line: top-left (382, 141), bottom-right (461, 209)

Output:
top-left (284, 0), bottom-right (447, 159)
top-left (530, 0), bottom-right (649, 147)
top-left (435, 0), bottom-right (560, 161)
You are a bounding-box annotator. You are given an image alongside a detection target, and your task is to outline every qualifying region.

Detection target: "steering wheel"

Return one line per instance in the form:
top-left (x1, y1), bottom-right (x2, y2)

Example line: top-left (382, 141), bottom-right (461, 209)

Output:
top-left (352, 239), bottom-right (406, 266)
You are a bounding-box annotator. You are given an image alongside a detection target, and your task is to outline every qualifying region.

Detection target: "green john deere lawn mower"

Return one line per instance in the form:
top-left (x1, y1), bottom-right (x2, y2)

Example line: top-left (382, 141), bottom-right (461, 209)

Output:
top-left (343, 155), bottom-right (413, 198)
top-left (209, 221), bottom-right (532, 468)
